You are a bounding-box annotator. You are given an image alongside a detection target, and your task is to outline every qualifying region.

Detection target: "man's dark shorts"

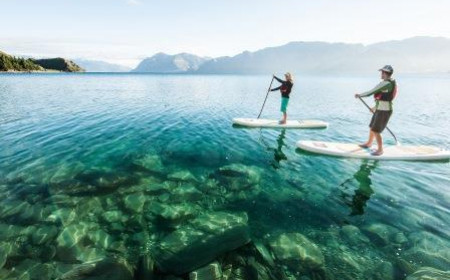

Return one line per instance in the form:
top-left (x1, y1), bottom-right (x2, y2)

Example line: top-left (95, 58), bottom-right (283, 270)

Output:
top-left (369, 110), bottom-right (392, 133)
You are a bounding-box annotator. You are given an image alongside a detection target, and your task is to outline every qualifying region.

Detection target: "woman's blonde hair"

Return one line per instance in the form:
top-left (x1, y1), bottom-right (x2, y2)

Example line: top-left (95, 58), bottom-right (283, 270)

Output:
top-left (285, 72), bottom-right (293, 82)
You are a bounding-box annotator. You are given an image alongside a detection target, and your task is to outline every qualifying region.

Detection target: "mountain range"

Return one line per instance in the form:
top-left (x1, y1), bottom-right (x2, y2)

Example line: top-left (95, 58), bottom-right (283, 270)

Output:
top-left (3, 37), bottom-right (449, 74)
top-left (132, 36), bottom-right (450, 74)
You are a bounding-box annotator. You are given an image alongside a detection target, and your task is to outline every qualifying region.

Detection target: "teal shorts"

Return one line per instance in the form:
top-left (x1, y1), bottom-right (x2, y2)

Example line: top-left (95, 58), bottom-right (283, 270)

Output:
top-left (280, 97), bottom-right (289, 113)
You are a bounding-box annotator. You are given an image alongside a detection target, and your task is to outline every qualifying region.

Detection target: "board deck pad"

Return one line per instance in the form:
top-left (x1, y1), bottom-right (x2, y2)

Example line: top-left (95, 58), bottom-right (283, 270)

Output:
top-left (297, 140), bottom-right (450, 161)
top-left (232, 118), bottom-right (328, 129)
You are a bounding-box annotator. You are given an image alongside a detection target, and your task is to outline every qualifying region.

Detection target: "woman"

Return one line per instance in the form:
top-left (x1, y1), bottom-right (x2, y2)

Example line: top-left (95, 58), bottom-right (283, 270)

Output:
top-left (270, 72), bottom-right (294, 124)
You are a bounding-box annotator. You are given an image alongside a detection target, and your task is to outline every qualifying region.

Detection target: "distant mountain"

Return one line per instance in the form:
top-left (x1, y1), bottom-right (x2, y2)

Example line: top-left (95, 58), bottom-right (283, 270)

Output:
top-left (132, 53), bottom-right (210, 73)
top-left (33, 58), bottom-right (84, 72)
top-left (74, 59), bottom-right (131, 72)
top-left (197, 42), bottom-right (365, 75)
top-left (196, 36), bottom-right (450, 75)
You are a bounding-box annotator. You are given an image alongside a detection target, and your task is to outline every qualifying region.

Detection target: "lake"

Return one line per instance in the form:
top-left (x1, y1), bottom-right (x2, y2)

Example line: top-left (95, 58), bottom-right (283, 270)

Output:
top-left (0, 73), bottom-right (449, 280)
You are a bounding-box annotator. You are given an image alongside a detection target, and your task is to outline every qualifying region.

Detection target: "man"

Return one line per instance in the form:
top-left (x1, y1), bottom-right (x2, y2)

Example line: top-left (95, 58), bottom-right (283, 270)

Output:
top-left (270, 72), bottom-right (294, 124)
top-left (355, 65), bottom-right (397, 156)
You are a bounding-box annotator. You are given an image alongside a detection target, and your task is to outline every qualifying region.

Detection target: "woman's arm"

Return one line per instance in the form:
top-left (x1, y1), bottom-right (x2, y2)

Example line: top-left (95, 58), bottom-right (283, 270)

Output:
top-left (270, 86), bottom-right (281, 92)
top-left (273, 75), bottom-right (284, 83)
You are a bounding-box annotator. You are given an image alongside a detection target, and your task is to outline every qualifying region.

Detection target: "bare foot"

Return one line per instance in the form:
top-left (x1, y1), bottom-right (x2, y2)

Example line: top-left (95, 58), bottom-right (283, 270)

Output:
top-left (279, 120), bottom-right (286, 125)
top-left (358, 143), bottom-right (371, 149)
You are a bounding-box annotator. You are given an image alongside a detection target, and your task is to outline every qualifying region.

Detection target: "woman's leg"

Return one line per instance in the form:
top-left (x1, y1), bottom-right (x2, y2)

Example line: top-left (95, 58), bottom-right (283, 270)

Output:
top-left (280, 97), bottom-right (288, 124)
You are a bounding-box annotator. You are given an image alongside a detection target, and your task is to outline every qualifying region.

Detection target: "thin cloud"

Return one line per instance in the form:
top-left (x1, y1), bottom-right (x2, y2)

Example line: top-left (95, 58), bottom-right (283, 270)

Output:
top-left (126, 0), bottom-right (141, 5)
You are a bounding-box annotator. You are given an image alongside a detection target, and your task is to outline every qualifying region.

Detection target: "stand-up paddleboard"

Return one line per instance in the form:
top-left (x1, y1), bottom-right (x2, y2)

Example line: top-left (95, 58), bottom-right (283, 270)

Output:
top-left (233, 118), bottom-right (328, 129)
top-left (297, 140), bottom-right (450, 161)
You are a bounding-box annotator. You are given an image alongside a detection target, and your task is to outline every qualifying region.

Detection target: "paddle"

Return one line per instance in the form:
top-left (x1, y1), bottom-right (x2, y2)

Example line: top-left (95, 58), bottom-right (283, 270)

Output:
top-left (257, 76), bottom-right (275, 119)
top-left (358, 96), bottom-right (400, 145)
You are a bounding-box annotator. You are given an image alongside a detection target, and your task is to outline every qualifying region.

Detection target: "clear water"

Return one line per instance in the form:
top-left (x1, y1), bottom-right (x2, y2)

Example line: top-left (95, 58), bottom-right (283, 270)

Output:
top-left (0, 73), bottom-right (449, 279)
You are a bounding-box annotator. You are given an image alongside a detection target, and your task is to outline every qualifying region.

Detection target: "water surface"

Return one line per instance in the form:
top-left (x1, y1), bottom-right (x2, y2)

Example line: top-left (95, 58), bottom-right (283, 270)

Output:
top-left (0, 73), bottom-right (449, 279)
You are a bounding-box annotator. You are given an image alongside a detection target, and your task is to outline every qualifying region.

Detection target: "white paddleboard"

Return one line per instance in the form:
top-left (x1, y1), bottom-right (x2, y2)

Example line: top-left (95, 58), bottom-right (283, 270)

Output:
top-left (233, 118), bottom-right (328, 129)
top-left (297, 140), bottom-right (450, 161)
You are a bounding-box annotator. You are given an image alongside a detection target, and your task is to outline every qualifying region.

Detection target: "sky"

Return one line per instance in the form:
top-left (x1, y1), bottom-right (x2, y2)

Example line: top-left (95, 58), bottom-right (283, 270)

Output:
top-left (1, 0), bottom-right (449, 67)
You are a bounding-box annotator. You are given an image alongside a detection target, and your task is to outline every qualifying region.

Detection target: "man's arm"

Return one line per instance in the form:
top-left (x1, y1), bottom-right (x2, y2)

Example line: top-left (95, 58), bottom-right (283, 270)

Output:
top-left (358, 81), bottom-right (391, 98)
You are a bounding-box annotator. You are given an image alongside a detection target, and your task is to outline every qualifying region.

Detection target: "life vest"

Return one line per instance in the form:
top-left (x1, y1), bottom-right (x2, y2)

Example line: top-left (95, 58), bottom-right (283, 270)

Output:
top-left (375, 80), bottom-right (397, 101)
top-left (280, 81), bottom-right (293, 94)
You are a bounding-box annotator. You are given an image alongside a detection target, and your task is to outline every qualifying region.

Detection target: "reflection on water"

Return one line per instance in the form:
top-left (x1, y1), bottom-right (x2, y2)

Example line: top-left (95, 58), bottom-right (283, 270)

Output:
top-left (339, 160), bottom-right (377, 216)
top-left (259, 129), bottom-right (288, 169)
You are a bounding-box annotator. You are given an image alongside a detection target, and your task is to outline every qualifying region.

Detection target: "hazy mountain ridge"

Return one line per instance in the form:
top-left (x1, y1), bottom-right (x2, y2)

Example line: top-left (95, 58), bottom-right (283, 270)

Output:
top-left (74, 59), bottom-right (132, 72)
top-left (195, 36), bottom-right (450, 74)
top-left (132, 53), bottom-right (210, 73)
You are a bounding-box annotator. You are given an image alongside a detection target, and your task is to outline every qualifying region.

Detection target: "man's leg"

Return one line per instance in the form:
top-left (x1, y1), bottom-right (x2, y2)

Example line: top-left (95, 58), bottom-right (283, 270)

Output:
top-left (360, 130), bottom-right (375, 147)
top-left (373, 132), bottom-right (383, 154)
top-left (283, 112), bottom-right (287, 123)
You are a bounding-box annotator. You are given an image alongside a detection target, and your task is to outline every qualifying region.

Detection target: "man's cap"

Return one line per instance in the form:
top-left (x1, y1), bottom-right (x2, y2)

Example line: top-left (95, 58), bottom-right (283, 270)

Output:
top-left (379, 65), bottom-right (394, 74)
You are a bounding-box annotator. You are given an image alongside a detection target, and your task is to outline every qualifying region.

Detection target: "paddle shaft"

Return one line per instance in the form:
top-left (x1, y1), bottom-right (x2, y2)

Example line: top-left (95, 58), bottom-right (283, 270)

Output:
top-left (257, 76), bottom-right (275, 119)
top-left (358, 96), bottom-right (399, 145)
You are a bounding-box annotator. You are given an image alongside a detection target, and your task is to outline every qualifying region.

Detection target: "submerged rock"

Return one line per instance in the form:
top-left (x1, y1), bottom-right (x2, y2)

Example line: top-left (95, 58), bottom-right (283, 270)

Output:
top-left (368, 261), bottom-right (395, 280)
top-left (170, 183), bottom-right (203, 203)
top-left (46, 208), bottom-right (78, 225)
top-left (51, 170), bottom-right (137, 196)
top-left (204, 164), bottom-right (263, 204)
top-left (268, 233), bottom-right (324, 272)
top-left (133, 154), bottom-right (164, 172)
top-left (0, 223), bottom-right (26, 241)
top-left (44, 194), bottom-right (81, 207)
top-left (0, 200), bottom-right (44, 223)
top-left (153, 211), bottom-right (250, 275)
top-left (148, 202), bottom-right (199, 227)
top-left (406, 267), bottom-right (450, 280)
top-left (57, 257), bottom-right (134, 280)
top-left (31, 225), bottom-right (59, 245)
top-left (362, 223), bottom-right (401, 247)
top-left (87, 229), bottom-right (115, 250)
top-left (123, 193), bottom-right (147, 213)
top-left (102, 210), bottom-right (125, 224)
top-left (168, 170), bottom-right (198, 182)
top-left (254, 241), bottom-right (275, 267)
top-left (0, 200), bottom-right (28, 219)
top-left (403, 231), bottom-right (450, 271)
top-left (55, 222), bottom-right (113, 262)
top-left (189, 262), bottom-right (222, 280)
top-left (215, 164), bottom-right (262, 191)
top-left (49, 162), bottom-right (85, 183)
top-left (340, 225), bottom-right (370, 246)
